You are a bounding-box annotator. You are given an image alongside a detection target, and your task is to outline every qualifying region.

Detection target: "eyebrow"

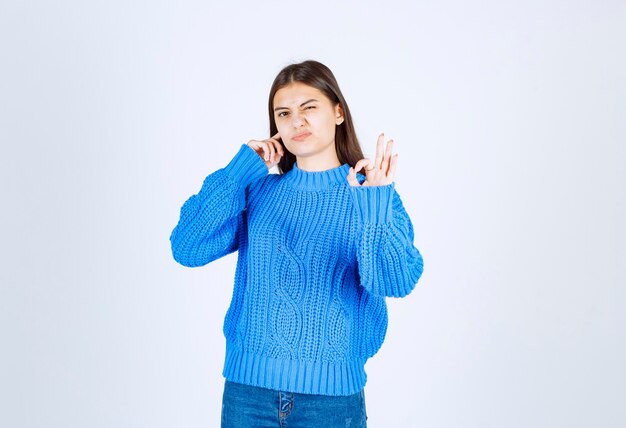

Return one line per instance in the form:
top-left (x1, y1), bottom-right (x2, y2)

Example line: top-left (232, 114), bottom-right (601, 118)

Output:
top-left (274, 99), bottom-right (319, 112)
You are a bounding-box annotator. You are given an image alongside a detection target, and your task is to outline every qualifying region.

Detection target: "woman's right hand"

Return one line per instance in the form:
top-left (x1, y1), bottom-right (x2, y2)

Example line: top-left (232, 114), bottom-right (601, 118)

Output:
top-left (247, 132), bottom-right (285, 169)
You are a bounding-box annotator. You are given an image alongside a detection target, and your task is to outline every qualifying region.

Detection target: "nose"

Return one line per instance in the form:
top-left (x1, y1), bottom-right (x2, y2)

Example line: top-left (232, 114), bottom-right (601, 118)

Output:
top-left (291, 111), bottom-right (306, 128)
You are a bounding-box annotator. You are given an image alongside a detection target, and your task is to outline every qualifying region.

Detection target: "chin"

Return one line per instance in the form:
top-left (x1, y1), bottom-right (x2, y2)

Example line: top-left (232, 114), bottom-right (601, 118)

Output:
top-left (292, 148), bottom-right (318, 158)
top-left (286, 144), bottom-right (313, 157)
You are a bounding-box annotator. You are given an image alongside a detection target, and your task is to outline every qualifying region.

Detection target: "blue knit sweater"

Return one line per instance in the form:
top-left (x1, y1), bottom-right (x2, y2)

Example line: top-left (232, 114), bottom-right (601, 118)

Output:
top-left (170, 143), bottom-right (424, 396)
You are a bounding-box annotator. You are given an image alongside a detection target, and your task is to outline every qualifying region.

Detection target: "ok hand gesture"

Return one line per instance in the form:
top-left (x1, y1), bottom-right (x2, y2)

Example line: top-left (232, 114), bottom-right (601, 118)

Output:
top-left (347, 133), bottom-right (398, 187)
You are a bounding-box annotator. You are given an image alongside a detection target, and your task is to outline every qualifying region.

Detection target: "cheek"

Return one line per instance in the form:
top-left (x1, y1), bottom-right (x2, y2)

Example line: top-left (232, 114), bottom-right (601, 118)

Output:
top-left (283, 141), bottom-right (298, 156)
top-left (316, 115), bottom-right (337, 137)
top-left (275, 121), bottom-right (288, 137)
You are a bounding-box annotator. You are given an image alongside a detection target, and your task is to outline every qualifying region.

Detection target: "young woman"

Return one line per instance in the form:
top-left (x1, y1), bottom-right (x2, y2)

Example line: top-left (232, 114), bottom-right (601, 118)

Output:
top-left (170, 60), bottom-right (424, 427)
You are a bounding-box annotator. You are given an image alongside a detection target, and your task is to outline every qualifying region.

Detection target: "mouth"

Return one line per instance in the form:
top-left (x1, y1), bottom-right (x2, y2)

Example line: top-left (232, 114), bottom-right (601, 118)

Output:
top-left (293, 132), bottom-right (312, 141)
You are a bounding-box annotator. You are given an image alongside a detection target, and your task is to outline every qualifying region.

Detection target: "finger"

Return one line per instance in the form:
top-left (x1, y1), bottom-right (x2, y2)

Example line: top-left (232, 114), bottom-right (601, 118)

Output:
top-left (347, 167), bottom-right (360, 186)
top-left (354, 158), bottom-right (371, 174)
top-left (267, 141), bottom-right (276, 163)
top-left (269, 138), bottom-right (284, 157)
top-left (266, 134), bottom-right (282, 154)
top-left (384, 139), bottom-right (394, 173)
top-left (261, 142), bottom-right (270, 161)
top-left (388, 153), bottom-right (398, 178)
top-left (375, 133), bottom-right (385, 169)
top-left (261, 140), bottom-right (275, 162)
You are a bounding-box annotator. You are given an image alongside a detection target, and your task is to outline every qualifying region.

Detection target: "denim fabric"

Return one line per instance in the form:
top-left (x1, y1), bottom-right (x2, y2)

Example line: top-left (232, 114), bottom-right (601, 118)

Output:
top-left (221, 379), bottom-right (368, 427)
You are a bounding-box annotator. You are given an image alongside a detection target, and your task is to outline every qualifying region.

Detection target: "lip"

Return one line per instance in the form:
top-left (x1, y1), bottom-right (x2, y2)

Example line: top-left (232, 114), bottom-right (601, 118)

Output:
top-left (293, 131), bottom-right (312, 141)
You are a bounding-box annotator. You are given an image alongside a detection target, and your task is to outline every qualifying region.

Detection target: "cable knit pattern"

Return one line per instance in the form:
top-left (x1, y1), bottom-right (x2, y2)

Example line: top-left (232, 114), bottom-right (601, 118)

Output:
top-left (170, 143), bottom-right (424, 396)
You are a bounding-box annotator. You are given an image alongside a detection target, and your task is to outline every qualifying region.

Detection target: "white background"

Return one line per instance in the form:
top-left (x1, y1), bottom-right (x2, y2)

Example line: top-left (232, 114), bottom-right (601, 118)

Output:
top-left (1, 1), bottom-right (624, 427)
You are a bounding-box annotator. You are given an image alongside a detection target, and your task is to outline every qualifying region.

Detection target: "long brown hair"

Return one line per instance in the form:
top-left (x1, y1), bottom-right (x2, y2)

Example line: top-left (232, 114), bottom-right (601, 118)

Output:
top-left (268, 60), bottom-right (365, 173)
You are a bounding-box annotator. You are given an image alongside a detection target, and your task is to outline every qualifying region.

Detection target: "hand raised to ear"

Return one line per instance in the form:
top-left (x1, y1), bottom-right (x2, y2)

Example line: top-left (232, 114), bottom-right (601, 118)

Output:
top-left (347, 133), bottom-right (398, 187)
top-left (247, 132), bottom-right (285, 169)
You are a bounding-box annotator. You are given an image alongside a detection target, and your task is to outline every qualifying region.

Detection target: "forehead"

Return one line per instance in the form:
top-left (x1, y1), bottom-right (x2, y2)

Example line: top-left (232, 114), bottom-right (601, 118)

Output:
top-left (273, 82), bottom-right (329, 105)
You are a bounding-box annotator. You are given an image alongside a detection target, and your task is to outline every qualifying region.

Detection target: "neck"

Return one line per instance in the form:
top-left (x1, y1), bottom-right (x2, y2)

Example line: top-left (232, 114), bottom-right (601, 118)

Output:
top-left (296, 158), bottom-right (342, 171)
top-left (294, 143), bottom-right (341, 172)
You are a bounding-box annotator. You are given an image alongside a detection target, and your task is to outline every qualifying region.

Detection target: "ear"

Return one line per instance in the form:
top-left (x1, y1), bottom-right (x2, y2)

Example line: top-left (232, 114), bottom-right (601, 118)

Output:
top-left (335, 103), bottom-right (345, 125)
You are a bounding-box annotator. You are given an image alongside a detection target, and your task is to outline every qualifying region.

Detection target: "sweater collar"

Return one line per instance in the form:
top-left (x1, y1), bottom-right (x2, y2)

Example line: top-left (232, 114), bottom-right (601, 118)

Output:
top-left (283, 162), bottom-right (352, 190)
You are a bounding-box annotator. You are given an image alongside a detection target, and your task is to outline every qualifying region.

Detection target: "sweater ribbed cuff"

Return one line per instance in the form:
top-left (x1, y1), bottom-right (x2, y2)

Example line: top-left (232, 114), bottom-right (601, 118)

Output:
top-left (223, 144), bottom-right (268, 187)
top-left (349, 182), bottom-right (395, 223)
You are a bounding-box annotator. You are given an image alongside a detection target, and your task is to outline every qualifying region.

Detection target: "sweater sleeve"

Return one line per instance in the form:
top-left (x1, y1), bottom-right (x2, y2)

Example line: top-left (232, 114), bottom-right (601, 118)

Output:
top-left (170, 144), bottom-right (268, 267)
top-left (349, 182), bottom-right (424, 297)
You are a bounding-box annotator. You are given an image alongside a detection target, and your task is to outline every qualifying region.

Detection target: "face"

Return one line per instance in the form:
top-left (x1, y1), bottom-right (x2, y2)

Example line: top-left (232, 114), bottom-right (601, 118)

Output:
top-left (273, 82), bottom-right (344, 162)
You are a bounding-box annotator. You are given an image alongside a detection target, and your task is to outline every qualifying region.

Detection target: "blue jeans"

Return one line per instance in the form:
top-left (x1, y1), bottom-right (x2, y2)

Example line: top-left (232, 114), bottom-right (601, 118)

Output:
top-left (221, 380), bottom-right (368, 427)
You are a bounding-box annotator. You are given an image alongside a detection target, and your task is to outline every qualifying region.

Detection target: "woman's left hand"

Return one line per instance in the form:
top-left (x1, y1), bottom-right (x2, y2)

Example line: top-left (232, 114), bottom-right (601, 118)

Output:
top-left (347, 133), bottom-right (398, 187)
